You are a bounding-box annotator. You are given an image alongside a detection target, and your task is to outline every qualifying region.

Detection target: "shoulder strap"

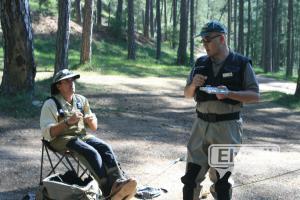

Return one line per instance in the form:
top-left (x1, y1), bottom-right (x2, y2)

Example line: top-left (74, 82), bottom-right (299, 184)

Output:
top-left (47, 96), bottom-right (65, 118)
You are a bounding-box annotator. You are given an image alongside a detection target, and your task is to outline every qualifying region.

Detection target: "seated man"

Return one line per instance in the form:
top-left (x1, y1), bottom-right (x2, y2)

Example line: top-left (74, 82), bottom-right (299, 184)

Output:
top-left (40, 69), bottom-right (137, 200)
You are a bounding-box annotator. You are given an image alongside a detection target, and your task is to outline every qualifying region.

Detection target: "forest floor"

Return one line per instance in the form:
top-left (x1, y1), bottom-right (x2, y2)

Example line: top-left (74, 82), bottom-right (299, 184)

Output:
top-left (0, 72), bottom-right (299, 200)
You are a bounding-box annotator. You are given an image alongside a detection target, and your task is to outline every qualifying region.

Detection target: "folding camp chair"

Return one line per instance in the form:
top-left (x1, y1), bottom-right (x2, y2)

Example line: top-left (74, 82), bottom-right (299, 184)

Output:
top-left (39, 138), bottom-right (89, 185)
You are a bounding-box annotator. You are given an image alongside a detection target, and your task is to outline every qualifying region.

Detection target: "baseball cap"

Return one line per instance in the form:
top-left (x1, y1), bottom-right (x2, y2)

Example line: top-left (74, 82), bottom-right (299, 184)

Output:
top-left (195, 20), bottom-right (227, 38)
top-left (51, 69), bottom-right (80, 95)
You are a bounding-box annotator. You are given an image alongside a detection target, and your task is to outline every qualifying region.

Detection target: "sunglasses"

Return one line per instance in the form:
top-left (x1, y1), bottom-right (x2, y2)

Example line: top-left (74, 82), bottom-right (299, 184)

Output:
top-left (201, 35), bottom-right (222, 44)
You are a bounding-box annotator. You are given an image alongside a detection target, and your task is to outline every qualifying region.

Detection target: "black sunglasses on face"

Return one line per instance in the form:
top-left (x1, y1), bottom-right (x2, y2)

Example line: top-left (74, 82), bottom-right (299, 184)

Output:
top-left (201, 35), bottom-right (222, 44)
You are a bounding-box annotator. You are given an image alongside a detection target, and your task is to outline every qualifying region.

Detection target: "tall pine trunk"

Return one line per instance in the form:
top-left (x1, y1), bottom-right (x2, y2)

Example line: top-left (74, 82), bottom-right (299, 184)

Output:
top-left (144, 0), bottom-right (150, 38)
top-left (286, 0), bottom-right (293, 78)
top-left (172, 0), bottom-right (177, 49)
top-left (127, 0), bottom-right (136, 59)
top-left (227, 0), bottom-right (232, 47)
top-left (156, 0), bottom-right (161, 60)
top-left (96, 0), bottom-right (102, 28)
top-left (80, 0), bottom-right (94, 64)
top-left (0, 0), bottom-right (36, 96)
top-left (237, 0), bottom-right (244, 54)
top-left (177, 0), bottom-right (188, 65)
top-left (189, 0), bottom-right (194, 66)
top-left (75, 0), bottom-right (82, 24)
top-left (55, 0), bottom-right (71, 74)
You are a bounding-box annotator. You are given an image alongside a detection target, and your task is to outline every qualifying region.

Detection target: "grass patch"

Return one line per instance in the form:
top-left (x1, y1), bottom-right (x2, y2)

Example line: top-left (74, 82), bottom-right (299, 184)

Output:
top-left (261, 91), bottom-right (300, 110)
top-left (254, 66), bottom-right (298, 83)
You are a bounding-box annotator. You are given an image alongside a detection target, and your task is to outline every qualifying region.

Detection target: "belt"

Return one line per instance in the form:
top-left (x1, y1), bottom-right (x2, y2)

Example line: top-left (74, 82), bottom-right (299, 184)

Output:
top-left (196, 111), bottom-right (240, 122)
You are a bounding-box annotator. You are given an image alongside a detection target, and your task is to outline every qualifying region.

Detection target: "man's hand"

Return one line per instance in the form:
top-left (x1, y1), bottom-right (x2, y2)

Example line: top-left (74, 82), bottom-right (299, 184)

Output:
top-left (192, 74), bottom-right (207, 87)
top-left (67, 111), bottom-right (83, 125)
top-left (84, 113), bottom-right (96, 124)
top-left (216, 85), bottom-right (229, 100)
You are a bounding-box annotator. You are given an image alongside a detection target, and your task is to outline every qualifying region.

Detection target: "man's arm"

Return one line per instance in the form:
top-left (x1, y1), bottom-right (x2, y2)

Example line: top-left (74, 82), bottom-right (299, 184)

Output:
top-left (219, 90), bottom-right (260, 103)
top-left (184, 74), bottom-right (207, 98)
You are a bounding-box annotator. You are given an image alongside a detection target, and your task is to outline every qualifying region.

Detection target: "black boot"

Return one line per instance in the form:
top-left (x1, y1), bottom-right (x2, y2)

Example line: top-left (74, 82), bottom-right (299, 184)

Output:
top-left (215, 171), bottom-right (232, 200)
top-left (181, 163), bottom-right (202, 200)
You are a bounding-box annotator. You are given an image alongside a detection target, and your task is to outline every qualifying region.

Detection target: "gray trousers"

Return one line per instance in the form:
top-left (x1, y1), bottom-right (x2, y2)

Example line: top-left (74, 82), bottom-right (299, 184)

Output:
top-left (186, 117), bottom-right (242, 199)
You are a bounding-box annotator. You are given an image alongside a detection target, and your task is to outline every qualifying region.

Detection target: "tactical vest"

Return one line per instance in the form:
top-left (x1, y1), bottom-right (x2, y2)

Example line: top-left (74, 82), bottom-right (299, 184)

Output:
top-left (48, 94), bottom-right (86, 136)
top-left (192, 52), bottom-right (251, 105)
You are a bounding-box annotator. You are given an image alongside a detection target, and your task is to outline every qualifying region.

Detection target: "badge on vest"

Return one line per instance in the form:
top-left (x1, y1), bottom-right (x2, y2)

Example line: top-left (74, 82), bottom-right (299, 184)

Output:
top-left (222, 72), bottom-right (233, 78)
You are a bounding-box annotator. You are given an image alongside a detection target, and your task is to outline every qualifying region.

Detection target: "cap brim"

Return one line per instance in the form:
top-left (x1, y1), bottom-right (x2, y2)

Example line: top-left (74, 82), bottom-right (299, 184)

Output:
top-left (194, 32), bottom-right (209, 38)
top-left (55, 74), bottom-right (80, 83)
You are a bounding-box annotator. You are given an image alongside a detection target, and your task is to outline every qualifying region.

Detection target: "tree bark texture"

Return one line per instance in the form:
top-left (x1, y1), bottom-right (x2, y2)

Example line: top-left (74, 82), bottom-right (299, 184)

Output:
top-left (172, 0), bottom-right (177, 49)
top-left (177, 0), bottom-right (188, 65)
top-left (156, 0), bottom-right (161, 60)
top-left (227, 0), bottom-right (232, 47)
top-left (263, 0), bottom-right (272, 72)
top-left (55, 0), bottom-right (71, 74)
top-left (127, 0), bottom-right (136, 60)
top-left (0, 0), bottom-right (36, 96)
top-left (286, 0), bottom-right (293, 77)
top-left (189, 0), bottom-right (194, 66)
top-left (237, 0), bottom-right (244, 54)
top-left (97, 0), bottom-right (102, 27)
top-left (150, 0), bottom-right (154, 38)
top-left (113, 0), bottom-right (123, 37)
top-left (75, 0), bottom-right (82, 24)
top-left (80, 0), bottom-right (94, 64)
top-left (144, 0), bottom-right (150, 38)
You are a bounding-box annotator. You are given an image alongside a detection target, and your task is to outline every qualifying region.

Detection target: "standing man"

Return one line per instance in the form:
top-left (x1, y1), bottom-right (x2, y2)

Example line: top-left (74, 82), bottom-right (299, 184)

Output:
top-left (40, 69), bottom-right (137, 200)
top-left (181, 20), bottom-right (259, 200)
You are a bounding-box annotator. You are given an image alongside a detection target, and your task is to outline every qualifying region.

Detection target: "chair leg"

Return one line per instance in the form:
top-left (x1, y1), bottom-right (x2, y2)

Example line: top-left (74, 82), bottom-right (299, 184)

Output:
top-left (39, 142), bottom-right (45, 185)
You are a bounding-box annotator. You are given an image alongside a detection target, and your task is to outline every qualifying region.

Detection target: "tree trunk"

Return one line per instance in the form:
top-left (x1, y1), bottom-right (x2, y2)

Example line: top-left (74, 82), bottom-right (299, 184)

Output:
top-left (246, 0), bottom-right (251, 57)
top-left (172, 0), bottom-right (177, 49)
top-left (177, 0), bottom-right (188, 65)
top-left (189, 0), bottom-right (194, 66)
top-left (96, 0), bottom-right (102, 27)
top-left (233, 0), bottom-right (237, 51)
top-left (55, 0), bottom-right (71, 74)
top-left (156, 0), bottom-right (161, 60)
top-left (227, 0), bottom-right (232, 47)
top-left (127, 0), bottom-right (136, 60)
top-left (163, 0), bottom-right (167, 41)
top-left (286, 0), bottom-right (293, 78)
top-left (113, 0), bottom-right (123, 37)
top-left (75, 0), bottom-right (82, 24)
top-left (263, 0), bottom-right (272, 72)
top-left (272, 0), bottom-right (279, 72)
top-left (295, 64), bottom-right (300, 96)
top-left (0, 0), bottom-right (36, 96)
top-left (144, 0), bottom-right (150, 38)
top-left (150, 0), bottom-right (154, 38)
top-left (80, 0), bottom-right (94, 64)
top-left (237, 0), bottom-right (244, 54)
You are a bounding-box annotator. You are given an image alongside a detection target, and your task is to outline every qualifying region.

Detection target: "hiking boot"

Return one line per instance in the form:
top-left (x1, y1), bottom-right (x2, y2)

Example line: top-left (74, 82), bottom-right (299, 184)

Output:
top-left (110, 178), bottom-right (137, 200)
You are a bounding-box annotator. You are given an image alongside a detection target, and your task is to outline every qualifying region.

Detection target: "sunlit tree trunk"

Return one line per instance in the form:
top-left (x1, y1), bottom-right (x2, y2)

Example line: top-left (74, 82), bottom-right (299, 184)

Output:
top-left (80, 0), bottom-right (94, 64)
top-left (0, 0), bottom-right (36, 96)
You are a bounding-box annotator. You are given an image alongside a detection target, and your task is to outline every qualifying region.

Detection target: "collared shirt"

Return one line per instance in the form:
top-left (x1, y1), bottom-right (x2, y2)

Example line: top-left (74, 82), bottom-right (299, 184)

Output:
top-left (40, 94), bottom-right (96, 141)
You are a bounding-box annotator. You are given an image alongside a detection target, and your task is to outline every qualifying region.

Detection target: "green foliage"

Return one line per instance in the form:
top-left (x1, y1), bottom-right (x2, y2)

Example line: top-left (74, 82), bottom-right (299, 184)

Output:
top-left (261, 91), bottom-right (300, 110)
top-left (30, 0), bottom-right (58, 16)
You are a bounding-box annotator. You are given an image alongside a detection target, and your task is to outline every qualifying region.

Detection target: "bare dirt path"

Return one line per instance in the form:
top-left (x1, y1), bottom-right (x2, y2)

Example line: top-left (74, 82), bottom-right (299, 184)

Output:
top-left (0, 72), bottom-right (299, 200)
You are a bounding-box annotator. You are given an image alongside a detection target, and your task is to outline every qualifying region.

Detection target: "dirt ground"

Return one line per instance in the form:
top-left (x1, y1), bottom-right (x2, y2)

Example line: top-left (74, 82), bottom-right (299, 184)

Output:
top-left (0, 72), bottom-right (300, 200)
